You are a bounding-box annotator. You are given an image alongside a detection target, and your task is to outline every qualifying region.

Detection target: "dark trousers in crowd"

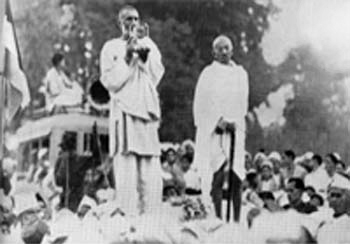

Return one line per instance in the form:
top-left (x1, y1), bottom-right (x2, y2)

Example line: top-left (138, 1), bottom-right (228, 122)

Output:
top-left (210, 164), bottom-right (242, 222)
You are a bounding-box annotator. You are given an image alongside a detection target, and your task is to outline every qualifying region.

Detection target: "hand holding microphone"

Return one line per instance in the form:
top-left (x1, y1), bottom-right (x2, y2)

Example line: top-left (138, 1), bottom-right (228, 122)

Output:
top-left (125, 23), bottom-right (150, 64)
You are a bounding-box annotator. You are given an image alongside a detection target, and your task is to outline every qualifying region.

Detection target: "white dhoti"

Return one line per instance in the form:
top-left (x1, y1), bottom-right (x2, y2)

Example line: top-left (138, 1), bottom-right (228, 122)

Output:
top-left (195, 127), bottom-right (246, 205)
top-left (193, 60), bottom-right (249, 208)
top-left (111, 106), bottom-right (162, 215)
top-left (113, 154), bottom-right (162, 215)
top-left (100, 36), bottom-right (165, 216)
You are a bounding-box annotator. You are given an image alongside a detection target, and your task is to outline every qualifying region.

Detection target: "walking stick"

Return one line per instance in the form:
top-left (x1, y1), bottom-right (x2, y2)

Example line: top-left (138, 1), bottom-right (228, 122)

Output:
top-left (226, 128), bottom-right (235, 222)
top-left (92, 122), bottom-right (111, 188)
top-left (65, 155), bottom-right (69, 209)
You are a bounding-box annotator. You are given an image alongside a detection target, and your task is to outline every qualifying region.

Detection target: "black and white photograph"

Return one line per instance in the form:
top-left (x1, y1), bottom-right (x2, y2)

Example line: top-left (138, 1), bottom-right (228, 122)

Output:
top-left (1, 0), bottom-right (350, 243)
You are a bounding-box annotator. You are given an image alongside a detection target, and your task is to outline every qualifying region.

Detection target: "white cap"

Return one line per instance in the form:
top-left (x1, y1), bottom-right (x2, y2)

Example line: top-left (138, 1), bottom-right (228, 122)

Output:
top-left (254, 152), bottom-right (267, 162)
top-left (261, 160), bottom-right (273, 169)
top-left (43, 160), bottom-right (50, 168)
top-left (212, 35), bottom-right (233, 50)
top-left (332, 152), bottom-right (341, 161)
top-left (181, 139), bottom-right (195, 148)
top-left (304, 152), bottom-right (314, 160)
top-left (2, 157), bottom-right (17, 174)
top-left (268, 151), bottom-right (281, 162)
top-left (329, 175), bottom-right (350, 191)
top-left (38, 148), bottom-right (48, 160)
top-left (294, 156), bottom-right (304, 165)
top-left (246, 168), bottom-right (257, 174)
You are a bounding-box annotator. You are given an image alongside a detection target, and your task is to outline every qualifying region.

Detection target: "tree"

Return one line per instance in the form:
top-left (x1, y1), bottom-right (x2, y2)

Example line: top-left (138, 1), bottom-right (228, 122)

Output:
top-left (14, 0), bottom-right (61, 108)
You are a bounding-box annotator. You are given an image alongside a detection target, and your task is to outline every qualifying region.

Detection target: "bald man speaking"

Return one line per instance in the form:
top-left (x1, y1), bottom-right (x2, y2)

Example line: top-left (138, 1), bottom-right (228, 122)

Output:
top-left (193, 35), bottom-right (249, 222)
top-left (100, 5), bottom-right (164, 215)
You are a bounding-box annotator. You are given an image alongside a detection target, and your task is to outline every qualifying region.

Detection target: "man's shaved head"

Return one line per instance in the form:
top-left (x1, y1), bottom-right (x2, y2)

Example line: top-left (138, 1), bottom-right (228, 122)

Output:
top-left (212, 35), bottom-right (233, 50)
top-left (212, 35), bottom-right (233, 64)
top-left (118, 5), bottom-right (138, 22)
top-left (117, 5), bottom-right (140, 39)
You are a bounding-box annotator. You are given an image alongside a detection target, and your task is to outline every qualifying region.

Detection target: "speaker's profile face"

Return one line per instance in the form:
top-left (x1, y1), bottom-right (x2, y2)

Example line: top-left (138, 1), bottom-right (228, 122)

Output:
top-left (120, 9), bottom-right (140, 36)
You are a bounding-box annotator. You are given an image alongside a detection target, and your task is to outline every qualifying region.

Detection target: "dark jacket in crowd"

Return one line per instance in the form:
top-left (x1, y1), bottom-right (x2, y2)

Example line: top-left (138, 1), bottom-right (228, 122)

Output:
top-left (0, 161), bottom-right (11, 196)
top-left (54, 151), bottom-right (94, 212)
top-left (283, 201), bottom-right (317, 214)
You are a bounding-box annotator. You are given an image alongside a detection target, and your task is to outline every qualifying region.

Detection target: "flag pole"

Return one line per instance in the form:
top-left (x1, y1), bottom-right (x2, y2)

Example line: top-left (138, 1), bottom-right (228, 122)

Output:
top-left (0, 0), bottom-right (7, 161)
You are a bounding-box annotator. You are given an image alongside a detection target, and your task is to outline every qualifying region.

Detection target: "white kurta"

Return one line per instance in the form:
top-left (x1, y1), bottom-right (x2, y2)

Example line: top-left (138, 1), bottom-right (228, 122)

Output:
top-left (193, 60), bottom-right (249, 202)
top-left (317, 215), bottom-right (350, 244)
top-left (100, 36), bottom-right (164, 215)
top-left (304, 166), bottom-right (331, 198)
top-left (43, 68), bottom-right (83, 111)
top-left (100, 37), bottom-right (164, 156)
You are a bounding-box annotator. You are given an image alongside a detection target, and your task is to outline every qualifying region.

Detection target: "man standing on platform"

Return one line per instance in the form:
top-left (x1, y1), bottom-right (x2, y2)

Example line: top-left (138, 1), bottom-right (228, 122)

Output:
top-left (100, 5), bottom-right (164, 215)
top-left (193, 35), bottom-right (249, 222)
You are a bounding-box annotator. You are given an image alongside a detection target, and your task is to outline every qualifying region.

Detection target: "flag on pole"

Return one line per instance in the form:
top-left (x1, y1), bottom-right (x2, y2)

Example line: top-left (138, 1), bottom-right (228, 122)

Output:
top-left (1, 0), bottom-right (30, 122)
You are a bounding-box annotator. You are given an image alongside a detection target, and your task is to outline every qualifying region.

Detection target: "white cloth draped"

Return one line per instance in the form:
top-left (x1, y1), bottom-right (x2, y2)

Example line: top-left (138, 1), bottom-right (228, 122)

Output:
top-left (317, 215), bottom-right (350, 244)
top-left (192, 61), bottom-right (249, 202)
top-left (305, 166), bottom-right (331, 198)
top-left (100, 35), bottom-right (164, 215)
top-left (100, 37), bottom-right (164, 157)
top-left (100, 37), bottom-right (164, 121)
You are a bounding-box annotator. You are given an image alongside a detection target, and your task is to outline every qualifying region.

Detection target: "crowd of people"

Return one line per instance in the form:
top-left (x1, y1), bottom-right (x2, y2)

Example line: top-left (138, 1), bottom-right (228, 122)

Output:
top-left (159, 146), bottom-right (350, 243)
top-left (2, 3), bottom-right (350, 244)
top-left (3, 139), bottom-right (350, 243)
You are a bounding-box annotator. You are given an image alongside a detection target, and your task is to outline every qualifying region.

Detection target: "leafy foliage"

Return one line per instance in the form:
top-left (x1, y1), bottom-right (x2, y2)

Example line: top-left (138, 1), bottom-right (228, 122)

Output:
top-left (13, 0), bottom-right (350, 161)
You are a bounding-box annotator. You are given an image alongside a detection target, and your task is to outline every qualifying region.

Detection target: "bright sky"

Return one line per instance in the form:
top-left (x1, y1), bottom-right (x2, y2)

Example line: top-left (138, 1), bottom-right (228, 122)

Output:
top-left (260, 0), bottom-right (350, 74)
top-left (254, 0), bottom-right (350, 128)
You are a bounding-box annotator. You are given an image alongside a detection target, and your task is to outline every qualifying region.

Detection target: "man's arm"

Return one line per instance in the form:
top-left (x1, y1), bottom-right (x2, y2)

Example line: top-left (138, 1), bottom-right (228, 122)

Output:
top-left (143, 37), bottom-right (165, 86)
top-left (45, 72), bottom-right (61, 97)
top-left (241, 70), bottom-right (249, 117)
top-left (100, 41), bottom-right (133, 93)
top-left (215, 117), bottom-right (235, 134)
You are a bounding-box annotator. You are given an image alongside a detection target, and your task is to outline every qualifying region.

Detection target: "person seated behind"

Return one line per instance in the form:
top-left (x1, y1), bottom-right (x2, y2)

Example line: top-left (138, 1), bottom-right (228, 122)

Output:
top-left (161, 148), bottom-right (179, 199)
top-left (161, 148), bottom-right (177, 173)
top-left (258, 160), bottom-right (278, 192)
top-left (244, 151), bottom-right (253, 172)
top-left (283, 177), bottom-right (317, 214)
top-left (304, 154), bottom-right (329, 198)
top-left (83, 167), bottom-right (110, 203)
top-left (305, 186), bottom-right (316, 198)
top-left (258, 191), bottom-right (283, 212)
top-left (280, 150), bottom-right (296, 188)
top-left (252, 152), bottom-right (267, 172)
top-left (268, 151), bottom-right (283, 190)
top-left (317, 175), bottom-right (350, 243)
top-left (335, 160), bottom-right (350, 180)
top-left (171, 152), bottom-right (195, 195)
top-left (54, 133), bottom-right (95, 212)
top-left (41, 53), bottom-right (83, 112)
top-left (309, 193), bottom-right (324, 208)
top-left (242, 171), bottom-right (264, 208)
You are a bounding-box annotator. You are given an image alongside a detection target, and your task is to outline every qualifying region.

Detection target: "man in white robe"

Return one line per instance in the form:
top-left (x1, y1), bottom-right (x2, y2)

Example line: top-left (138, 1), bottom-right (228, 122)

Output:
top-left (304, 154), bottom-right (330, 199)
top-left (100, 5), bottom-right (164, 215)
top-left (42, 53), bottom-right (83, 112)
top-left (317, 175), bottom-right (350, 243)
top-left (193, 35), bottom-right (249, 222)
